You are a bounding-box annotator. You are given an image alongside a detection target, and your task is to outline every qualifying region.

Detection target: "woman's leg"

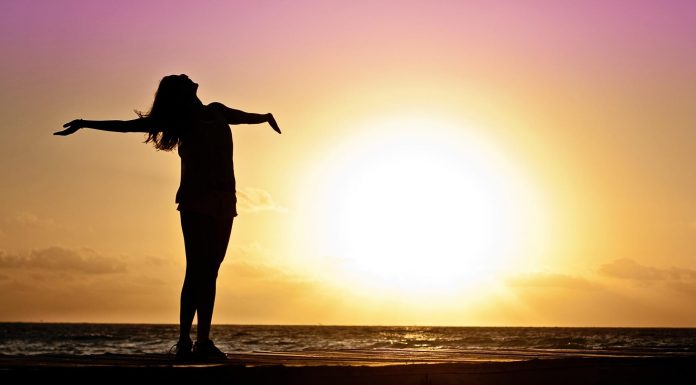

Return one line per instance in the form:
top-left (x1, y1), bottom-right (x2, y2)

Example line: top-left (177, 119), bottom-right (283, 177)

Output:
top-left (179, 211), bottom-right (205, 342)
top-left (180, 210), bottom-right (233, 342)
top-left (195, 212), bottom-right (233, 341)
top-left (179, 264), bottom-right (198, 342)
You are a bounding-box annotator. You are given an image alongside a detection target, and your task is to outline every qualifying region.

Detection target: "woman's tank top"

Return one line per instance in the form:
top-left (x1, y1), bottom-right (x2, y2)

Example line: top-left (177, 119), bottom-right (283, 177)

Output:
top-left (175, 104), bottom-right (237, 218)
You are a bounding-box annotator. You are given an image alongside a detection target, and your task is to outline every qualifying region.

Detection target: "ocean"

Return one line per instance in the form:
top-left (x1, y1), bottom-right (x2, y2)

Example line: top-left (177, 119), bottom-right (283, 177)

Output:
top-left (1, 323), bottom-right (695, 357)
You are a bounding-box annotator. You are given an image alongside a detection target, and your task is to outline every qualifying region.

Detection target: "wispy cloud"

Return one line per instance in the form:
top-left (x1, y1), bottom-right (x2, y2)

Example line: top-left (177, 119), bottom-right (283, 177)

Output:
top-left (3, 212), bottom-right (67, 232)
top-left (0, 211), bottom-right (84, 250)
top-left (506, 272), bottom-right (597, 290)
top-left (0, 247), bottom-right (126, 274)
top-left (236, 187), bottom-right (286, 213)
top-left (599, 258), bottom-right (696, 282)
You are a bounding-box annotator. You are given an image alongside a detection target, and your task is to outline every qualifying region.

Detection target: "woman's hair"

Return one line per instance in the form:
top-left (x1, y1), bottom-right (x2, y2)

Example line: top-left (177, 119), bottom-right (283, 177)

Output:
top-left (138, 74), bottom-right (200, 151)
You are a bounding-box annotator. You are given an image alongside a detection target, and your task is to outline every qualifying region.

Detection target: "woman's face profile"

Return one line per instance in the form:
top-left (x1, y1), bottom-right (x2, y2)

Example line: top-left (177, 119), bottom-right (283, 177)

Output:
top-left (177, 74), bottom-right (198, 95)
top-left (179, 74), bottom-right (198, 94)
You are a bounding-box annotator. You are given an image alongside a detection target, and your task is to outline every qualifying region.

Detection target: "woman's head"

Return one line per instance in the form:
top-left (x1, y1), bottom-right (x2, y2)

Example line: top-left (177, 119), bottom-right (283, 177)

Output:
top-left (141, 74), bottom-right (201, 151)
top-left (157, 74), bottom-right (199, 101)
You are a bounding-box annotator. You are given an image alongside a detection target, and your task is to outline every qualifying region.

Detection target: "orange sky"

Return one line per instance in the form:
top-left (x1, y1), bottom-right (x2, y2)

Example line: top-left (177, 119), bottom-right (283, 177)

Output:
top-left (1, 1), bottom-right (696, 326)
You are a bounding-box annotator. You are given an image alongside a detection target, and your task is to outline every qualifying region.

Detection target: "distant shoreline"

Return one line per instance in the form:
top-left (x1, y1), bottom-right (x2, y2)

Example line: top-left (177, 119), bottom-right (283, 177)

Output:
top-left (2, 322), bottom-right (696, 328)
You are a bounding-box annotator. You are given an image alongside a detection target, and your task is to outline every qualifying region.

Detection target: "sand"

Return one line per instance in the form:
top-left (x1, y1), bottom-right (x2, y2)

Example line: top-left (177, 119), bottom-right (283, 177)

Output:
top-left (1, 350), bottom-right (695, 384)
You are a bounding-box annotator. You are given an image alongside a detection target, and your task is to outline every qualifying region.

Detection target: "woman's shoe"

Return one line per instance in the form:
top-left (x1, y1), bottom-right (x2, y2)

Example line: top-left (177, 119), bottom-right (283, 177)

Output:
top-left (170, 338), bottom-right (194, 361)
top-left (192, 339), bottom-right (227, 361)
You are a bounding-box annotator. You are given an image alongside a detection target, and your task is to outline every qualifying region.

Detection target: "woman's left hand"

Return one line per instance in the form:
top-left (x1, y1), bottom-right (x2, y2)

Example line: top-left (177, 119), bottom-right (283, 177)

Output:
top-left (54, 119), bottom-right (85, 136)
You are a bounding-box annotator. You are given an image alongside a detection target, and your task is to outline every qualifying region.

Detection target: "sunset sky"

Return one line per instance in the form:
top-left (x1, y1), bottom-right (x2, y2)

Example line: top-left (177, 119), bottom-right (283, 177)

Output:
top-left (1, 0), bottom-right (696, 326)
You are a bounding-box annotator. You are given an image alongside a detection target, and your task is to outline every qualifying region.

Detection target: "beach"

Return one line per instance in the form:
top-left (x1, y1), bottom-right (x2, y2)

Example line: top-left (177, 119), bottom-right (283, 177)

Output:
top-left (2, 350), bottom-right (695, 385)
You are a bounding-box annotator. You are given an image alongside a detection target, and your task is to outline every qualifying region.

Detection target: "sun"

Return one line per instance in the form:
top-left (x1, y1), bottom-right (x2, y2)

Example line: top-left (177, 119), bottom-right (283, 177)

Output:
top-left (307, 115), bottom-right (543, 293)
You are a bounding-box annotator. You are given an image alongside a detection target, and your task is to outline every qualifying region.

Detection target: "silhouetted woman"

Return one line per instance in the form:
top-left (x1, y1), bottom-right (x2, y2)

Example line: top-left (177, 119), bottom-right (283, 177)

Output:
top-left (55, 74), bottom-right (281, 360)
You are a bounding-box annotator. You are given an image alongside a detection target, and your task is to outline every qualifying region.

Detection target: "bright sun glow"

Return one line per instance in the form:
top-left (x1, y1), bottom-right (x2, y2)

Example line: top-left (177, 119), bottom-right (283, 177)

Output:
top-left (309, 115), bottom-right (543, 294)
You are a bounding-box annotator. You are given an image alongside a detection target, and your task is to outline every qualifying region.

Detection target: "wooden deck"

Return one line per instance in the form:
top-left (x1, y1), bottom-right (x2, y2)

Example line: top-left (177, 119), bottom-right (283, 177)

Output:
top-left (1, 351), bottom-right (695, 384)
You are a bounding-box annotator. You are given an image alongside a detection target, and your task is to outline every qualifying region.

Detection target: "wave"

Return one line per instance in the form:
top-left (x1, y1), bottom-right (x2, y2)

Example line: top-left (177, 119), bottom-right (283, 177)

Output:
top-left (2, 323), bottom-right (695, 356)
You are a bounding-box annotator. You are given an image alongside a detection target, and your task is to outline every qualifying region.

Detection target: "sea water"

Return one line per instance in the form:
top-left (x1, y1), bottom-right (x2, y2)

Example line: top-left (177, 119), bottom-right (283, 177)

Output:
top-left (1, 323), bottom-right (695, 356)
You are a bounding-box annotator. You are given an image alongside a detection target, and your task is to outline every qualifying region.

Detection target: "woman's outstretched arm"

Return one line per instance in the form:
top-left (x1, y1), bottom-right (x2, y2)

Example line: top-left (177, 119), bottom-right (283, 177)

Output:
top-left (210, 102), bottom-right (281, 134)
top-left (54, 118), bottom-right (153, 136)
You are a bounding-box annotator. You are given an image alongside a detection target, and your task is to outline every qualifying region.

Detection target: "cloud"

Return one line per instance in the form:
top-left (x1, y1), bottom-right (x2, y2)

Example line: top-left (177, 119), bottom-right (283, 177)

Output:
top-left (214, 259), bottom-right (338, 323)
top-left (220, 244), bottom-right (315, 288)
top-left (598, 258), bottom-right (696, 299)
top-left (499, 262), bottom-right (696, 326)
top-left (506, 272), bottom-right (596, 290)
top-left (0, 242), bottom-right (336, 323)
top-left (225, 260), bottom-right (280, 279)
top-left (236, 187), bottom-right (286, 213)
top-left (3, 212), bottom-right (66, 232)
top-left (599, 258), bottom-right (696, 282)
top-left (0, 247), bottom-right (126, 274)
top-left (228, 242), bottom-right (267, 261)
top-left (0, 245), bottom-right (186, 322)
top-left (0, 211), bottom-right (85, 251)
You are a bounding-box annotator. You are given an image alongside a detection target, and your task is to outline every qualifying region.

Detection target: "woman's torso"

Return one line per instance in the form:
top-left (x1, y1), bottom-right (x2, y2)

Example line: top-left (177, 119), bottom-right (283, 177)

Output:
top-left (175, 104), bottom-right (237, 217)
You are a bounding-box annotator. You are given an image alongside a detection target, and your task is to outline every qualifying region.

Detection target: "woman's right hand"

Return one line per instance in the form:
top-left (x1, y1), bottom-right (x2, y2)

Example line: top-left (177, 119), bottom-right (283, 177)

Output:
top-left (54, 119), bottom-right (85, 136)
top-left (267, 114), bottom-right (281, 134)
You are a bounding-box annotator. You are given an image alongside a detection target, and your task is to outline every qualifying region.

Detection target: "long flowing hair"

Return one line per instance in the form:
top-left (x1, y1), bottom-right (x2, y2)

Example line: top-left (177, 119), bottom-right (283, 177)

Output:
top-left (138, 75), bottom-right (201, 151)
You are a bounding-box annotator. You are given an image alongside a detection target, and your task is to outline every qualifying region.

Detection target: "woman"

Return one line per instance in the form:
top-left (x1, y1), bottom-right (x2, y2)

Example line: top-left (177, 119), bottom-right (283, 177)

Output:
top-left (55, 74), bottom-right (281, 360)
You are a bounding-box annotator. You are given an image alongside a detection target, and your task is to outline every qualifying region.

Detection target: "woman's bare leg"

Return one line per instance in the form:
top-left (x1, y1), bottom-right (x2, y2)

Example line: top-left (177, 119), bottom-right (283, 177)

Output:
top-left (179, 265), bottom-right (198, 342)
top-left (180, 210), bottom-right (233, 342)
